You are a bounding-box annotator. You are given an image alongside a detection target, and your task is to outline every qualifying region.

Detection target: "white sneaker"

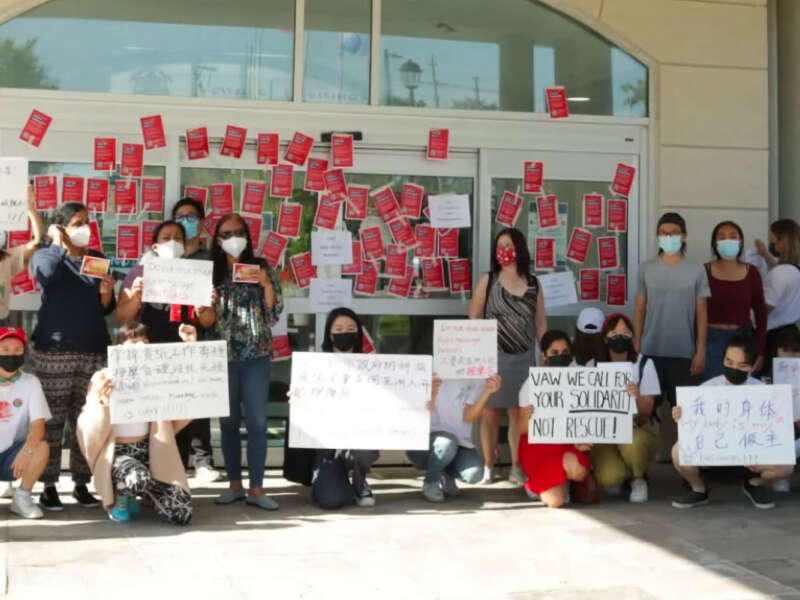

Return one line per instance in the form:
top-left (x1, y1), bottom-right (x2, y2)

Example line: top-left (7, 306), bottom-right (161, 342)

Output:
top-left (194, 458), bottom-right (222, 483)
top-left (508, 466), bottom-right (528, 486)
top-left (10, 490), bottom-right (44, 519)
top-left (422, 481), bottom-right (444, 502)
top-left (773, 479), bottom-right (791, 493)
top-left (355, 482), bottom-right (376, 507)
top-left (441, 473), bottom-right (459, 497)
top-left (479, 466), bottom-right (495, 485)
top-left (1, 483), bottom-right (14, 499)
top-left (629, 478), bottom-right (648, 503)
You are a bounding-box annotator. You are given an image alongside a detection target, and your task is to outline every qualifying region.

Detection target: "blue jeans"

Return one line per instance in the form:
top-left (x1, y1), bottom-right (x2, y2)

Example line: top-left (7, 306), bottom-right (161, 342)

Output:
top-left (407, 432), bottom-right (483, 484)
top-left (0, 439), bottom-right (24, 481)
top-left (220, 356), bottom-right (271, 489)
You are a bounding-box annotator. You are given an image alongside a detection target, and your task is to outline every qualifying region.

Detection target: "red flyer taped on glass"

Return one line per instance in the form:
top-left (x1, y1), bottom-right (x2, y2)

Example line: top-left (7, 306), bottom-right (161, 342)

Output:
top-left (210, 183), bottom-right (233, 216)
top-left (354, 260), bottom-right (379, 296)
top-left (141, 220), bottom-right (159, 255)
top-left (284, 131), bottom-right (314, 166)
top-left (414, 224), bottom-right (436, 257)
top-left (387, 266), bottom-right (415, 299)
top-left (93, 138), bottom-right (116, 171)
top-left (427, 128), bottom-right (449, 161)
top-left (242, 214), bottom-right (263, 249)
top-left (566, 227), bottom-right (593, 264)
top-left (220, 125), bottom-right (247, 159)
top-left (304, 158), bottom-right (328, 192)
top-left (331, 133), bottom-right (354, 168)
top-left (114, 180), bottom-right (137, 215)
top-left (260, 232), bottom-right (289, 269)
top-left (141, 178), bottom-right (164, 213)
top-left (448, 258), bottom-right (471, 293)
top-left (314, 194), bottom-right (342, 230)
top-left (277, 202), bottom-right (302, 239)
top-left (345, 185), bottom-right (368, 220)
top-left (19, 109), bottom-right (52, 147)
top-left (579, 269), bottom-right (600, 302)
top-left (140, 115), bottom-right (166, 150)
top-left (583, 194), bottom-right (604, 228)
top-left (607, 198), bottom-right (628, 232)
top-left (272, 335), bottom-right (291, 361)
top-left (257, 133), bottom-right (280, 166)
top-left (34, 175), bottom-right (57, 210)
top-left (11, 270), bottom-right (36, 295)
top-left (523, 161), bottom-right (543, 194)
top-left (371, 185), bottom-right (400, 223)
top-left (437, 228), bottom-right (458, 258)
top-left (536, 195), bottom-right (559, 230)
top-left (606, 274), bottom-right (627, 307)
top-left (400, 183), bottom-right (424, 219)
top-left (385, 244), bottom-right (407, 278)
top-left (496, 191), bottom-right (523, 227)
top-left (241, 180), bottom-right (266, 215)
top-left (421, 257), bottom-right (446, 290)
top-left (270, 164), bottom-right (294, 198)
top-left (116, 224), bottom-right (140, 260)
top-left (534, 237), bottom-right (556, 271)
top-left (8, 227), bottom-right (30, 248)
top-left (121, 143), bottom-right (144, 177)
top-left (610, 163), bottom-right (636, 198)
top-left (85, 179), bottom-right (109, 213)
top-left (545, 86), bottom-right (569, 119)
top-left (289, 252), bottom-right (316, 289)
top-left (341, 240), bottom-right (364, 275)
top-left (62, 176), bottom-right (84, 203)
top-left (360, 226), bottom-right (384, 260)
top-left (203, 215), bottom-right (222, 237)
top-left (186, 127), bottom-right (209, 160)
top-left (362, 329), bottom-right (376, 353)
top-left (183, 186), bottom-right (208, 208)
top-left (597, 236), bottom-right (619, 270)
top-left (323, 169), bottom-right (347, 195)
top-left (388, 217), bottom-right (416, 249)
top-left (88, 221), bottom-right (103, 253)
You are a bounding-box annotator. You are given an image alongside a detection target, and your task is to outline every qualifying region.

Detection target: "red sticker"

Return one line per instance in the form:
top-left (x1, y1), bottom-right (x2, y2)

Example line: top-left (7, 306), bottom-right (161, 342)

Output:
top-left (62, 176), bottom-right (84, 203)
top-left (140, 115), bottom-right (166, 150)
top-left (436, 228), bottom-right (459, 258)
top-left (579, 269), bottom-right (600, 302)
top-left (120, 143), bottom-right (144, 177)
top-left (93, 138), bottom-right (116, 171)
top-left (523, 161), bottom-right (543, 194)
top-left (19, 109), bottom-right (52, 147)
top-left (597, 236), bottom-right (620, 270)
top-left (583, 194), bottom-right (604, 228)
top-left (566, 227), bottom-right (593, 264)
top-left (606, 273), bottom-right (627, 307)
top-left (360, 226), bottom-right (384, 260)
top-left (242, 214), bottom-right (263, 249)
top-left (241, 180), bottom-right (267, 215)
top-left (427, 128), bottom-right (449, 161)
top-left (257, 133), bottom-right (280, 166)
top-left (447, 258), bottom-right (471, 293)
top-left (210, 183), bottom-right (234, 216)
top-left (284, 131), bottom-right (314, 166)
top-left (259, 231), bottom-right (289, 269)
top-left (183, 186), bottom-right (208, 209)
top-left (304, 158), bottom-right (328, 192)
top-left (313, 194), bottom-right (343, 230)
top-left (114, 179), bottom-right (138, 215)
top-left (331, 133), bottom-right (354, 168)
top-left (289, 252), bottom-right (316, 289)
top-left (536, 195), bottom-right (558, 230)
top-left (323, 168), bottom-right (347, 195)
top-left (272, 335), bottom-right (292, 361)
top-left (345, 185), bottom-right (368, 220)
top-left (387, 266), bottom-right (415, 299)
top-left (421, 257), bottom-right (446, 290)
top-left (371, 185), bottom-right (401, 223)
top-left (270, 164), bottom-right (294, 198)
top-left (534, 237), bottom-right (556, 271)
top-left (387, 216), bottom-right (416, 249)
top-left (400, 183), bottom-right (424, 219)
top-left (545, 86), bottom-right (569, 119)
top-left (85, 178), bottom-right (109, 213)
top-left (141, 220), bottom-right (160, 255)
top-left (606, 198), bottom-right (628, 233)
top-left (341, 240), bottom-right (364, 276)
top-left (34, 175), bottom-right (58, 210)
top-left (186, 127), bottom-right (210, 160)
top-left (414, 224), bottom-right (436, 257)
top-left (277, 202), bottom-right (303, 239)
top-left (385, 244), bottom-right (408, 278)
top-left (220, 125), bottom-right (247, 159)
top-left (495, 191), bottom-right (523, 227)
top-left (610, 163), bottom-right (636, 198)
top-left (354, 260), bottom-right (379, 296)
top-left (141, 177), bottom-right (164, 213)
top-left (116, 224), bottom-right (140, 260)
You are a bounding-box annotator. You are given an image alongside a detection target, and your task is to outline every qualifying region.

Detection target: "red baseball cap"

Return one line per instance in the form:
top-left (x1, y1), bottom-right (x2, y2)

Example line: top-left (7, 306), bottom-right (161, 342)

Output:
top-left (0, 326), bottom-right (27, 347)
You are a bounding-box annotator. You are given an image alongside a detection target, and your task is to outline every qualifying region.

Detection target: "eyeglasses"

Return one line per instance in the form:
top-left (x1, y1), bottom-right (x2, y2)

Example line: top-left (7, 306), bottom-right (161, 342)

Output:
top-left (176, 214), bottom-right (200, 223)
top-left (218, 229), bottom-right (247, 240)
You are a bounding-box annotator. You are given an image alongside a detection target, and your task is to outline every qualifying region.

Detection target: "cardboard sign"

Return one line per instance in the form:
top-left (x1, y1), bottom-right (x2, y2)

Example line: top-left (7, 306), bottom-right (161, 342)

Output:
top-left (19, 109), bottom-right (52, 147)
top-left (259, 231), bottom-right (289, 269)
top-left (610, 163), bottom-right (636, 198)
top-left (496, 191), bottom-right (524, 227)
top-left (427, 128), bottom-right (449, 161)
top-left (0, 158), bottom-right (28, 233)
top-left (120, 143), bottom-right (144, 177)
top-left (288, 352), bottom-right (432, 450)
top-left (62, 176), bottom-right (84, 203)
top-left (210, 183), bottom-right (234, 216)
top-left (536, 195), bottom-right (558, 230)
top-left (360, 226), bottom-right (384, 260)
top-left (80, 256), bottom-right (110, 278)
top-left (93, 138), bottom-right (116, 171)
top-left (597, 236), bottom-right (620, 270)
top-left (109, 341), bottom-right (229, 424)
top-left (676, 384), bottom-right (795, 466)
top-left (323, 168), bottom-right (347, 195)
top-left (354, 260), bottom-right (379, 296)
top-left (270, 164), bottom-right (294, 198)
top-left (140, 115), bottom-right (166, 150)
top-left (277, 202), bottom-right (303, 238)
top-left (421, 257), bottom-right (446, 290)
top-left (606, 273), bottom-right (627, 306)
top-left (304, 158), bottom-right (328, 192)
top-left (345, 185), bottom-right (368, 220)
top-left (607, 198), bottom-right (628, 233)
top-left (331, 133), bottom-right (354, 168)
top-left (183, 185), bottom-right (208, 208)
top-left (141, 177), bottom-right (164, 213)
top-left (114, 180), bottom-right (137, 215)
top-left (523, 161), bottom-right (543, 194)
top-left (400, 183), bottom-right (424, 219)
top-left (539, 271), bottom-right (579, 308)
top-left (142, 256), bottom-right (213, 305)
top-left (534, 237), bottom-right (556, 271)
top-left (566, 227), bottom-right (593, 264)
top-left (311, 230), bottom-right (352, 265)
top-left (384, 244), bottom-right (408, 278)
top-left (545, 86), bottom-right (569, 119)
top-left (428, 194), bottom-right (470, 229)
top-left (526, 366), bottom-right (635, 443)
top-left (313, 194), bottom-right (343, 230)
top-left (583, 194), bottom-right (604, 228)
top-left (241, 180), bottom-right (267, 215)
top-left (309, 277), bottom-right (352, 313)
top-left (436, 228), bottom-right (458, 258)
top-left (140, 220), bottom-right (159, 255)
top-left (447, 258), bottom-right (471, 293)
top-left (34, 175), bottom-right (57, 210)
top-left (284, 131), bottom-right (314, 166)
top-left (241, 214), bottom-right (263, 249)
top-left (257, 133), bottom-right (280, 166)
top-left (116, 224), bottom-right (140, 260)
top-left (415, 224), bottom-right (436, 257)
top-left (232, 263), bottom-right (261, 283)
top-left (434, 320), bottom-right (497, 379)
top-left (290, 252), bottom-right (316, 289)
top-left (85, 178), bottom-right (109, 213)
top-left (387, 266), bottom-right (416, 299)
top-left (220, 125), bottom-right (247, 158)
top-left (773, 358), bottom-right (800, 418)
top-left (341, 240), bottom-right (364, 276)
top-left (579, 269), bottom-right (600, 302)
top-left (371, 185), bottom-right (401, 223)
top-left (387, 216), bottom-right (416, 249)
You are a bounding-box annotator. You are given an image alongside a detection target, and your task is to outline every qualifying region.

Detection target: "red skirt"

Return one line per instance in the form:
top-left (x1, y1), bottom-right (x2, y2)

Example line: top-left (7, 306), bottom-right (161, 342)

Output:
top-left (518, 434), bottom-right (592, 495)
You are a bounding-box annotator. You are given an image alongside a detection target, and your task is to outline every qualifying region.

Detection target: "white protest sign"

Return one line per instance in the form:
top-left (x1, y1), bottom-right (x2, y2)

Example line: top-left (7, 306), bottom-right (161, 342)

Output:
top-left (309, 277), bottom-right (352, 313)
top-left (433, 319), bottom-right (497, 379)
top-left (271, 308), bottom-right (288, 336)
top-left (526, 366), bottom-right (635, 444)
top-left (0, 158), bottom-right (29, 231)
top-left (142, 256), bottom-right (213, 307)
top-left (428, 194), bottom-right (471, 229)
top-left (677, 384), bottom-right (795, 466)
top-left (311, 230), bottom-right (352, 265)
top-left (289, 352), bottom-right (432, 450)
top-left (538, 271), bottom-right (578, 308)
top-left (773, 358), bottom-right (800, 418)
top-left (108, 341), bottom-right (230, 424)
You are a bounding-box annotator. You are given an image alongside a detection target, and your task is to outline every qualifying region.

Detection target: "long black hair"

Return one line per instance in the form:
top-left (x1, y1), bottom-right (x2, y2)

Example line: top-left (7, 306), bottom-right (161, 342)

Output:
top-left (151, 220), bottom-right (186, 245)
top-left (321, 307), bottom-right (364, 353)
top-left (491, 227), bottom-right (530, 278)
top-left (210, 213), bottom-right (264, 286)
top-left (710, 220), bottom-right (744, 260)
top-left (52, 202), bottom-right (88, 228)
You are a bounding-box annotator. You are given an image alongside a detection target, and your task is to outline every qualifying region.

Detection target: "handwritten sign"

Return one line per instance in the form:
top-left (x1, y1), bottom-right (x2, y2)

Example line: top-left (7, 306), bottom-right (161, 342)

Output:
top-left (538, 271), bottom-right (578, 308)
top-left (773, 358), bottom-right (800, 418)
top-left (309, 277), bottom-right (352, 313)
top-left (676, 385), bottom-right (795, 466)
top-left (142, 256), bottom-right (213, 307)
top-left (109, 341), bottom-right (229, 424)
top-left (311, 230), bottom-right (352, 265)
top-left (427, 194), bottom-right (471, 229)
top-left (433, 319), bottom-right (497, 379)
top-left (0, 158), bottom-right (29, 231)
top-left (288, 352), bottom-right (432, 450)
top-left (526, 366), bottom-right (635, 444)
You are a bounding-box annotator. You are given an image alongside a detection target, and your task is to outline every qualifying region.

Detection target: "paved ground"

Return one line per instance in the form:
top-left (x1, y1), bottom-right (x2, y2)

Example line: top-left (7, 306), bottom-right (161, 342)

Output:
top-left (2, 464), bottom-right (800, 600)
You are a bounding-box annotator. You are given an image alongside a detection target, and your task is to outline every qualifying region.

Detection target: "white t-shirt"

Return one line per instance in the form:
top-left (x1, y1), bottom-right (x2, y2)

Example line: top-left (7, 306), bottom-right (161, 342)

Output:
top-left (701, 374), bottom-right (763, 387)
top-left (0, 372), bottom-right (51, 453)
top-left (431, 380), bottom-right (482, 448)
top-left (599, 356), bottom-right (661, 397)
top-left (764, 264), bottom-right (800, 330)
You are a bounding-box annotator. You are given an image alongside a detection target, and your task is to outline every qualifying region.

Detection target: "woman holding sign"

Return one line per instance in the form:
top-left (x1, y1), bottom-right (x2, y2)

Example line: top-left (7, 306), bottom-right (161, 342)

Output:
top-left (211, 214), bottom-right (283, 511)
top-left (469, 228), bottom-right (547, 486)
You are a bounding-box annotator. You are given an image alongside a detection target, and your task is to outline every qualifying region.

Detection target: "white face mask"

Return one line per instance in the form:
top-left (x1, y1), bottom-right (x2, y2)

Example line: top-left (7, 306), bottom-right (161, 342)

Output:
top-left (68, 224), bottom-right (91, 248)
top-left (155, 240), bottom-right (184, 259)
top-left (220, 236), bottom-right (247, 258)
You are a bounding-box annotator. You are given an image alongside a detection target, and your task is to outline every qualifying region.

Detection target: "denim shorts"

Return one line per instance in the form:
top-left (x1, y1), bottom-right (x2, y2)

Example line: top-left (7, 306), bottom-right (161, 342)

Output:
top-left (0, 439), bottom-right (25, 481)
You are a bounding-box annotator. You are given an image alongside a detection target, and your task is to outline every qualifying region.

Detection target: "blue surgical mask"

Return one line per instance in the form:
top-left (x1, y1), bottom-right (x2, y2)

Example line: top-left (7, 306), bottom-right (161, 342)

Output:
top-left (177, 217), bottom-right (199, 239)
top-left (716, 239), bottom-right (740, 260)
top-left (658, 235), bottom-right (683, 255)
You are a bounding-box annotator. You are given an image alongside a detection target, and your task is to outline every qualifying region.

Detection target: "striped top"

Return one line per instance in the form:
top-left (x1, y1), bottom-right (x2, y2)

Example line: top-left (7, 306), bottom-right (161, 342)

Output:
top-left (484, 272), bottom-right (539, 354)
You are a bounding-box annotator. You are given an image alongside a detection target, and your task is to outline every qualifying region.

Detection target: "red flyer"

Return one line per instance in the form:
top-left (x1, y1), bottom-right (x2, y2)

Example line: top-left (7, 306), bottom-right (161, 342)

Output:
top-left (183, 185), bottom-right (208, 208)
top-left (8, 226), bottom-right (30, 248)
top-left (19, 109), bottom-right (52, 147)
top-left (270, 164), bottom-right (294, 198)
top-left (116, 224), bottom-right (140, 260)
top-left (566, 227), bottom-right (593, 264)
top-left (186, 127), bottom-right (210, 160)
top-left (536, 195), bottom-right (559, 229)
top-left (360, 226), bottom-right (384, 260)
top-left (88, 221), bottom-right (103, 253)
top-left (93, 138), bottom-right (116, 171)
top-left (345, 185), bottom-right (368, 220)
top-left (203, 215), bottom-right (222, 237)
top-left (85, 178), bottom-right (109, 213)
top-left (141, 177), bottom-right (164, 213)
top-left (272, 335), bottom-right (292, 361)
top-left (400, 183), bottom-right (424, 219)
top-left (384, 244), bottom-right (407, 278)
top-left (362, 328), bottom-right (376, 353)
top-left (579, 269), bottom-right (600, 302)
top-left (534, 237), bottom-right (556, 270)
top-left (354, 260), bottom-right (379, 296)
top-left (140, 115), bottom-right (166, 150)
top-left (610, 163), bottom-right (636, 198)
top-left (606, 273), bottom-right (627, 307)
top-left (284, 131), bottom-right (314, 166)
top-left (241, 180), bottom-right (267, 215)
top-left (34, 175), bottom-right (57, 210)
top-left (323, 168), bottom-right (347, 195)
top-left (242, 214), bottom-right (263, 249)
top-left (62, 176), bottom-right (84, 203)
top-left (259, 231), bottom-right (289, 269)
top-left (289, 252), bottom-right (316, 289)
top-left (141, 220), bottom-right (159, 255)
top-left (304, 158), bottom-right (328, 192)
top-left (523, 161), bottom-right (543, 194)
top-left (331, 133), bottom-right (354, 168)
top-left (313, 194), bottom-right (342, 230)
top-left (277, 202), bottom-right (303, 239)
top-left (371, 185), bottom-right (401, 223)
top-left (10, 270), bottom-right (36, 295)
top-left (414, 224), bottom-right (436, 257)
top-left (583, 194), bottom-right (604, 228)
top-left (421, 257), bottom-right (446, 290)
top-left (257, 133), bottom-right (280, 166)
top-left (495, 191), bottom-right (523, 227)
top-left (422, 206), bottom-right (431, 220)
top-left (545, 86), bottom-right (569, 118)
top-left (597, 236), bottom-right (620, 270)
top-left (120, 143), bottom-right (144, 177)
top-left (114, 179), bottom-right (138, 215)
top-left (387, 216), bottom-right (416, 249)
top-left (341, 240), bottom-right (364, 275)
top-left (448, 258), bottom-right (471, 293)
top-left (220, 125), bottom-right (247, 159)
top-left (210, 183), bottom-right (234, 216)
top-left (607, 198), bottom-right (628, 233)
top-left (437, 228), bottom-right (459, 258)
top-left (387, 266), bottom-right (415, 299)
top-left (427, 128), bottom-right (449, 161)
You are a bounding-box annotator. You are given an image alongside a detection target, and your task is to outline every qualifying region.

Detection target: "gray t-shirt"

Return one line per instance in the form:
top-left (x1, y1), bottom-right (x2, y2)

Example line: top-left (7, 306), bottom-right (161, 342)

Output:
top-left (638, 258), bottom-right (710, 359)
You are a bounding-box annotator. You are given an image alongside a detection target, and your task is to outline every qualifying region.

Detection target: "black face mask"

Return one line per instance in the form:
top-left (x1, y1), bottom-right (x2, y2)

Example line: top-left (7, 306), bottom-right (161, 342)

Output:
top-left (607, 335), bottom-right (632, 354)
top-left (546, 354), bottom-right (573, 367)
top-left (723, 366), bottom-right (749, 386)
top-left (768, 242), bottom-right (779, 258)
top-left (0, 354), bottom-right (24, 373)
top-left (331, 332), bottom-right (359, 352)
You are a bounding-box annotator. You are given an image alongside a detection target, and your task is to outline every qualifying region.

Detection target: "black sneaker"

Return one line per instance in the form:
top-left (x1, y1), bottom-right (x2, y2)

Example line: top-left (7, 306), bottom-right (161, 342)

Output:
top-left (39, 486), bottom-right (64, 512)
top-left (72, 484), bottom-right (101, 508)
top-left (671, 490), bottom-right (709, 509)
top-left (742, 480), bottom-right (775, 509)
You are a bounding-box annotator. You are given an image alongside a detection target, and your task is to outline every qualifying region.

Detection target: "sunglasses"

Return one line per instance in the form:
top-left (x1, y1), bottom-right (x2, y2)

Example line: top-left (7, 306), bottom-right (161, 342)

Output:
top-left (218, 228), bottom-right (247, 240)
